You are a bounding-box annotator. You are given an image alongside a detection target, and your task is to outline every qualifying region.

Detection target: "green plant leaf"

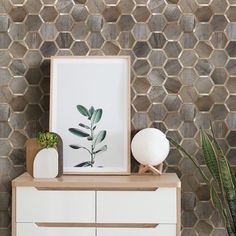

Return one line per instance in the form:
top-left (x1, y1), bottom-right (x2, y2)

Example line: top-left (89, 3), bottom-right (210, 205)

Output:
top-left (75, 161), bottom-right (92, 167)
top-left (69, 128), bottom-right (89, 137)
top-left (77, 105), bottom-right (90, 117)
top-left (94, 130), bottom-right (106, 145)
top-left (87, 136), bottom-right (93, 141)
top-left (94, 145), bottom-right (107, 154)
top-left (69, 144), bottom-right (83, 149)
top-left (91, 109), bottom-right (103, 126)
top-left (79, 123), bottom-right (90, 129)
top-left (89, 106), bottom-right (95, 117)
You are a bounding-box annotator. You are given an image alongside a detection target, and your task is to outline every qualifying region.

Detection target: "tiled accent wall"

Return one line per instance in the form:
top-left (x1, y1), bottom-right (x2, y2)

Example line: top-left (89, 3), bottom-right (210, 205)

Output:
top-left (0, 0), bottom-right (235, 235)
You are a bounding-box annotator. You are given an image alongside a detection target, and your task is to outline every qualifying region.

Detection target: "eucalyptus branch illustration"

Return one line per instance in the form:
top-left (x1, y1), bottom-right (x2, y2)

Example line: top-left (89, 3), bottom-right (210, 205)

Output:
top-left (68, 105), bottom-right (107, 167)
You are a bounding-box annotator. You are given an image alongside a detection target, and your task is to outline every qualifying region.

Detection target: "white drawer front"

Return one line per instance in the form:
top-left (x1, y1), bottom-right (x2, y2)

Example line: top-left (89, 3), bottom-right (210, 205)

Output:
top-left (16, 187), bottom-right (95, 223)
top-left (97, 188), bottom-right (176, 224)
top-left (17, 223), bottom-right (95, 236)
top-left (97, 224), bottom-right (176, 236)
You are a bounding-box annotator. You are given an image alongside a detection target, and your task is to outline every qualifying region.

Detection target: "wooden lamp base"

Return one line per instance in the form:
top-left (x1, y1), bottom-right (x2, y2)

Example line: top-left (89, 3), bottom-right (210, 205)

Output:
top-left (138, 163), bottom-right (163, 175)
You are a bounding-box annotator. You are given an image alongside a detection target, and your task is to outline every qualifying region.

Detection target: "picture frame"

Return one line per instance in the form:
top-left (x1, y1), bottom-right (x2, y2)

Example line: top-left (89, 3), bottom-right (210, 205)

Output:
top-left (50, 56), bottom-right (131, 175)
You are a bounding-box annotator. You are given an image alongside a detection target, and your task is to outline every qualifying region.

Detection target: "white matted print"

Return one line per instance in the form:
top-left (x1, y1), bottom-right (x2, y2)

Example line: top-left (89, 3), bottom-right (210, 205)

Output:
top-left (50, 57), bottom-right (130, 175)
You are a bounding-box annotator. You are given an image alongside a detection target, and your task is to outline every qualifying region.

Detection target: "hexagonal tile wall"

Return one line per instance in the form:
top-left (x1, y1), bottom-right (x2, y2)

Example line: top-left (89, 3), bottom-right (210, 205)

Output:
top-left (0, 0), bottom-right (235, 235)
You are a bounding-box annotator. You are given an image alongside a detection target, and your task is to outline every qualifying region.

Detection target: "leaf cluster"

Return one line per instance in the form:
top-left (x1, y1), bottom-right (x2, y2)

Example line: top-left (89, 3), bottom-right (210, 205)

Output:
top-left (37, 131), bottom-right (58, 149)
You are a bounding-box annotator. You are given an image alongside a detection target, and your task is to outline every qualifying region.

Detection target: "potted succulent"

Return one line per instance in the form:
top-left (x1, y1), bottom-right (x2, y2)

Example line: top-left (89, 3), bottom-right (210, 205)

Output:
top-left (33, 132), bottom-right (59, 178)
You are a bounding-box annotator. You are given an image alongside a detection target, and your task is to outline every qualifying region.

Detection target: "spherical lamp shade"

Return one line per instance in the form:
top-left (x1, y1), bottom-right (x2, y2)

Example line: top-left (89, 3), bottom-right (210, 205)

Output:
top-left (131, 128), bottom-right (170, 166)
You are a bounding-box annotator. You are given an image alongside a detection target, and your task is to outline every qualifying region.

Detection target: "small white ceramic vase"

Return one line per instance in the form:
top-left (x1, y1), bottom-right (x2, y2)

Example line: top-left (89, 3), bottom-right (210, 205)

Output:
top-left (33, 148), bottom-right (59, 178)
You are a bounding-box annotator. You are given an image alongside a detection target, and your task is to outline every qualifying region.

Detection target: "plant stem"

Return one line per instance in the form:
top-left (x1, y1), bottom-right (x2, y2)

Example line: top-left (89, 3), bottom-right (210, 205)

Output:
top-left (90, 123), bottom-right (95, 167)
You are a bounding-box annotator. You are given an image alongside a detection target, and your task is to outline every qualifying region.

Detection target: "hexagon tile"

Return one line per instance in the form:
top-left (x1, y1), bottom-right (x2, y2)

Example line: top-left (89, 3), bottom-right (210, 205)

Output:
top-left (0, 0), bottom-right (235, 235)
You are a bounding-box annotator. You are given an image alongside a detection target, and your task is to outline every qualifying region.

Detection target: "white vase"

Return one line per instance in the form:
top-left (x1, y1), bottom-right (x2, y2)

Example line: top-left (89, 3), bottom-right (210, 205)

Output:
top-left (33, 148), bottom-right (59, 178)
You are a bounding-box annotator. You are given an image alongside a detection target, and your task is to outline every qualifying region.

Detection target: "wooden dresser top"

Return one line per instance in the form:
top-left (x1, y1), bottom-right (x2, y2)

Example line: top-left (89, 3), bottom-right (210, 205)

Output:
top-left (12, 172), bottom-right (180, 190)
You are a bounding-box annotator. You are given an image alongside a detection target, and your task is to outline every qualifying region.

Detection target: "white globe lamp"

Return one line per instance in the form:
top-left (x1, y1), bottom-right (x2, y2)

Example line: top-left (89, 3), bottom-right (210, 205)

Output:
top-left (131, 128), bottom-right (170, 175)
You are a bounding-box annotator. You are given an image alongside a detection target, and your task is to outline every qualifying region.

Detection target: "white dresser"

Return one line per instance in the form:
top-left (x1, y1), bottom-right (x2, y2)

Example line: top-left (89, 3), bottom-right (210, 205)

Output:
top-left (12, 173), bottom-right (181, 236)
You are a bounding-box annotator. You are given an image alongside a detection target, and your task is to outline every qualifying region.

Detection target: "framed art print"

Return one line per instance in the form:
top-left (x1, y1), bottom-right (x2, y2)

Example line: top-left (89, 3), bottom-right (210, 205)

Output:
top-left (50, 57), bottom-right (130, 175)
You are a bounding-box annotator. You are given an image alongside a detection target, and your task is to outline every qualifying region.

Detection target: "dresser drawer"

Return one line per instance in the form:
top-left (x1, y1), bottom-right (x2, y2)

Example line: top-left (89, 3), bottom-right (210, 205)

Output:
top-left (16, 187), bottom-right (95, 223)
top-left (97, 188), bottom-right (176, 224)
top-left (17, 223), bottom-right (95, 236)
top-left (97, 224), bottom-right (176, 236)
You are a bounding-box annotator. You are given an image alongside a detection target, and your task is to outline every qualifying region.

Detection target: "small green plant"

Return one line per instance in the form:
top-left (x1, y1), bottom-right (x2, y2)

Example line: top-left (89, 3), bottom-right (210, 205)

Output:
top-left (168, 128), bottom-right (236, 236)
top-left (37, 132), bottom-right (58, 148)
top-left (69, 104), bottom-right (107, 167)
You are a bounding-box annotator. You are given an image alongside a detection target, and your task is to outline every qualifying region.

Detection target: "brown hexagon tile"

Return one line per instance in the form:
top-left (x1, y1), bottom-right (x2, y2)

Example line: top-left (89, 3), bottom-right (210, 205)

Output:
top-left (117, 0), bottom-right (134, 14)
top-left (164, 112), bottom-right (182, 129)
top-left (10, 130), bottom-right (27, 148)
top-left (24, 50), bottom-right (42, 67)
top-left (209, 50), bottom-right (228, 67)
top-left (226, 95), bottom-right (236, 111)
top-left (25, 68), bottom-right (42, 85)
top-left (226, 77), bottom-right (236, 93)
top-left (210, 15), bottom-right (228, 31)
top-left (25, 120), bottom-right (42, 138)
top-left (227, 149), bottom-right (236, 166)
top-left (25, 0), bottom-right (42, 13)
top-left (132, 112), bottom-right (150, 130)
top-left (0, 139), bottom-right (11, 156)
top-left (102, 41), bottom-right (120, 55)
top-left (10, 96), bottom-right (27, 112)
top-left (164, 77), bottom-right (182, 94)
top-left (118, 32), bottom-right (134, 49)
top-left (9, 148), bottom-right (25, 166)
top-left (132, 23), bottom-right (151, 41)
top-left (56, 32), bottom-right (73, 49)
top-left (226, 6), bottom-right (236, 22)
top-left (9, 77), bottom-right (27, 94)
top-left (195, 59), bottom-right (213, 76)
top-left (148, 50), bottom-right (166, 67)
top-left (148, 86), bottom-right (167, 103)
top-left (9, 6), bottom-right (27, 22)
top-left (180, 15), bottom-right (195, 33)
top-left (226, 23), bottom-right (236, 40)
top-left (164, 95), bottom-right (182, 112)
top-left (210, 32), bottom-right (228, 49)
top-left (40, 76), bottom-right (50, 94)
top-left (40, 6), bottom-right (58, 22)
top-left (71, 22), bottom-right (89, 40)
top-left (196, 184), bottom-right (210, 201)
top-left (182, 192), bottom-right (196, 211)
top-left (0, 15), bottom-right (9, 32)
top-left (210, 210), bottom-right (226, 228)
top-left (226, 41), bottom-right (236, 57)
top-left (55, 15), bottom-right (73, 31)
top-left (164, 59), bottom-right (182, 76)
top-left (195, 77), bottom-right (213, 94)
top-left (212, 229), bottom-right (228, 236)
top-left (181, 211), bottom-right (198, 228)
top-left (10, 60), bottom-right (27, 76)
top-left (25, 104), bottom-right (43, 120)
top-left (71, 41), bottom-right (89, 55)
top-left (164, 5), bottom-right (181, 22)
top-left (40, 41), bottom-right (58, 58)
top-left (163, 22), bottom-right (182, 40)
top-left (195, 23), bottom-right (213, 41)
top-left (148, 104), bottom-right (167, 121)
top-left (211, 68), bottom-right (228, 85)
top-left (196, 96), bottom-right (213, 111)
top-left (226, 59), bottom-right (236, 76)
top-left (180, 33), bottom-right (197, 49)
top-left (71, 5), bottom-right (89, 22)
top-left (212, 120), bottom-right (228, 138)
top-left (210, 86), bottom-right (228, 103)
top-left (133, 95), bottom-right (151, 112)
top-left (0, 52), bottom-right (11, 68)
top-left (210, 0), bottom-right (228, 14)
top-left (117, 15), bottom-right (135, 32)
top-left (211, 104), bottom-right (228, 120)
top-left (147, 68), bottom-right (166, 86)
top-left (148, 0), bottom-right (166, 14)
top-left (164, 41), bottom-right (182, 58)
top-left (102, 6), bottom-right (120, 22)
top-left (195, 6), bottom-right (213, 22)
top-left (179, 122), bottom-right (197, 138)
top-left (9, 42), bottom-right (27, 58)
top-left (9, 23), bottom-right (26, 40)
top-left (179, 85), bottom-right (198, 102)
top-left (165, 148), bottom-right (182, 165)
top-left (87, 32), bottom-right (104, 49)
top-left (227, 130), bottom-right (236, 147)
top-left (0, 33), bottom-right (11, 49)
top-left (179, 157), bottom-right (197, 175)
top-left (0, 122), bottom-right (11, 138)
top-left (25, 32), bottom-right (43, 49)
top-left (0, 68), bottom-right (11, 87)
top-left (180, 104), bottom-right (196, 122)
top-left (195, 41), bottom-right (213, 58)
top-left (102, 23), bottom-right (120, 41)
top-left (178, 0), bottom-right (198, 14)
top-left (181, 174), bottom-right (199, 192)
top-left (133, 77), bottom-right (150, 94)
top-left (24, 86), bottom-right (42, 103)
top-left (179, 50), bottom-right (198, 67)
top-left (55, 0), bottom-right (74, 13)
top-left (87, 15), bottom-right (103, 32)
top-left (195, 112), bottom-right (211, 129)
top-left (0, 157), bottom-right (11, 174)
top-left (132, 5), bottom-right (150, 22)
top-left (195, 201), bottom-right (214, 220)
top-left (148, 32), bottom-right (166, 49)
top-left (0, 104), bottom-right (10, 122)
top-left (148, 14), bottom-right (166, 32)
top-left (25, 15), bottom-right (43, 31)
top-left (133, 59), bottom-right (150, 76)
top-left (133, 41), bottom-right (150, 58)
top-left (40, 23), bottom-right (58, 41)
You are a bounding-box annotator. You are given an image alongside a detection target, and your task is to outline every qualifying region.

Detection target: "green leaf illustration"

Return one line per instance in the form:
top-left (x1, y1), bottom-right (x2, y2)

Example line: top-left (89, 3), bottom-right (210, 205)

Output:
top-left (75, 161), bottom-right (93, 167)
top-left (79, 123), bottom-right (90, 129)
top-left (94, 130), bottom-right (106, 145)
top-left (77, 105), bottom-right (90, 117)
top-left (94, 145), bottom-right (107, 154)
top-left (91, 109), bottom-right (103, 126)
top-left (69, 144), bottom-right (83, 149)
top-left (69, 128), bottom-right (89, 137)
top-left (89, 106), bottom-right (95, 117)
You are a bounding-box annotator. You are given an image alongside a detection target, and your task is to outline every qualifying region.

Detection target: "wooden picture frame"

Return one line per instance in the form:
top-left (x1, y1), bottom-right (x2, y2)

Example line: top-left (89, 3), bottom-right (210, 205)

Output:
top-left (50, 56), bottom-right (131, 175)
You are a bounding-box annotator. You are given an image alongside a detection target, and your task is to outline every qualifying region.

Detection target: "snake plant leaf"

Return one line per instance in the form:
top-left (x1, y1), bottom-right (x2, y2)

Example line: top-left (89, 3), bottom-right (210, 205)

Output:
top-left (94, 145), bottom-right (107, 154)
top-left (75, 161), bottom-right (92, 167)
top-left (77, 105), bottom-right (91, 117)
top-left (200, 129), bottom-right (221, 185)
top-left (69, 144), bottom-right (83, 149)
top-left (69, 128), bottom-right (90, 137)
top-left (94, 130), bottom-right (106, 145)
top-left (91, 109), bottom-right (103, 126)
top-left (79, 123), bottom-right (90, 129)
top-left (89, 106), bottom-right (95, 117)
